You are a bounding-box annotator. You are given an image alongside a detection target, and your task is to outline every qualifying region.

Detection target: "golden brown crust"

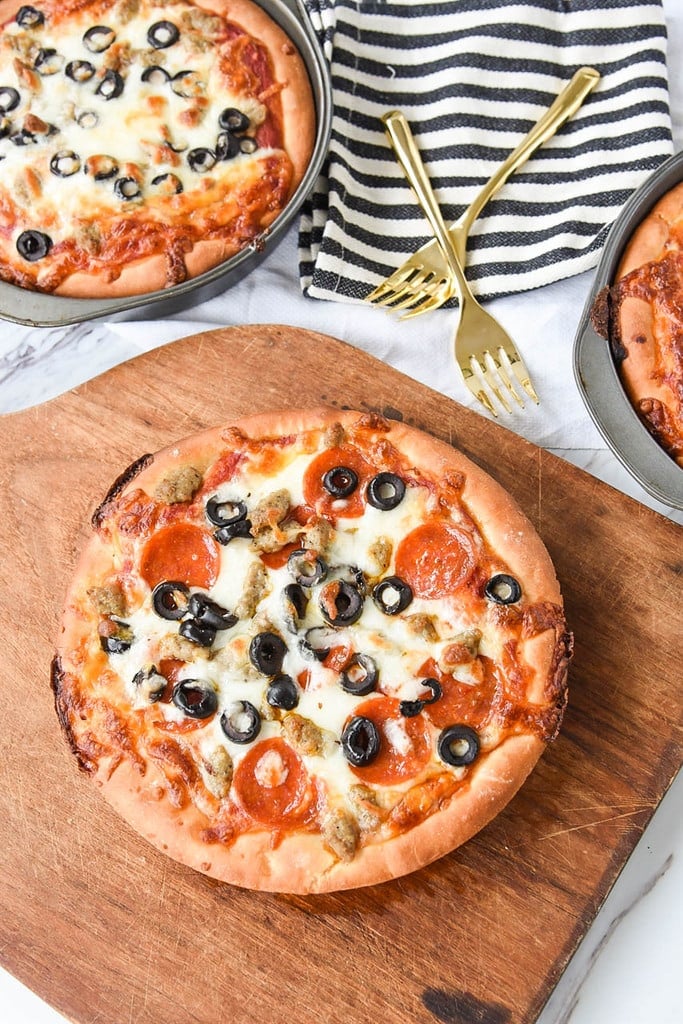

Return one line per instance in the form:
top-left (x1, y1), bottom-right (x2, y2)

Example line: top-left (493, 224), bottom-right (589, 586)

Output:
top-left (0, 0), bottom-right (315, 298)
top-left (56, 408), bottom-right (569, 894)
top-left (614, 183), bottom-right (683, 466)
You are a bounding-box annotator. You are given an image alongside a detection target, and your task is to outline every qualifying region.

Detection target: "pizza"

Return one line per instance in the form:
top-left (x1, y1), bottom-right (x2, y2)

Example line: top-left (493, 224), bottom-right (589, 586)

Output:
top-left (0, 0), bottom-right (314, 296)
top-left (600, 181), bottom-right (683, 467)
top-left (52, 408), bottom-right (572, 894)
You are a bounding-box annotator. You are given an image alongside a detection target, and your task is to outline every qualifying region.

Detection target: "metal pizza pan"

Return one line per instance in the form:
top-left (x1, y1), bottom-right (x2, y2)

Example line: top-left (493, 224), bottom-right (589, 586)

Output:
top-left (0, 0), bottom-right (332, 328)
top-left (573, 149), bottom-right (683, 510)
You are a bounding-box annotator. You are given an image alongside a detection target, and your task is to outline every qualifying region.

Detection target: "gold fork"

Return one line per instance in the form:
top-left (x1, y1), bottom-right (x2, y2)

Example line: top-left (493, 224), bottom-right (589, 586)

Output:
top-left (382, 110), bottom-right (538, 415)
top-left (367, 66), bottom-right (600, 317)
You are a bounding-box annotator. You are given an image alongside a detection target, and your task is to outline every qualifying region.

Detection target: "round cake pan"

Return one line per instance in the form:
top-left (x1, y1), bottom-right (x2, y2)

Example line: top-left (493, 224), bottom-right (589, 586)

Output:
top-left (0, 0), bottom-right (332, 328)
top-left (573, 149), bottom-right (683, 510)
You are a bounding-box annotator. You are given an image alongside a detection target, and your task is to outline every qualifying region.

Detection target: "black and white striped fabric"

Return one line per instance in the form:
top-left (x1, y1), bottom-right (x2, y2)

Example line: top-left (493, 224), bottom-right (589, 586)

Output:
top-left (298, 0), bottom-right (673, 305)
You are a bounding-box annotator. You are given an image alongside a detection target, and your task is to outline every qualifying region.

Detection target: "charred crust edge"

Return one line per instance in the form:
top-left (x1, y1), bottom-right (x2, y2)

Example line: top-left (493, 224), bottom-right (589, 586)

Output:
top-left (590, 284), bottom-right (627, 363)
top-left (92, 453), bottom-right (154, 529)
top-left (50, 655), bottom-right (94, 774)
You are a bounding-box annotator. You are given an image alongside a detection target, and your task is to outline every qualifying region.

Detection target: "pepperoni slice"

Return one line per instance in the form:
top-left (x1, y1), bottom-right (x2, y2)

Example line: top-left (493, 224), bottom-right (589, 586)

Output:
top-left (302, 445), bottom-right (374, 519)
top-left (139, 523), bottom-right (219, 589)
top-left (421, 657), bottom-right (498, 729)
top-left (347, 696), bottom-right (431, 786)
top-left (233, 738), bottom-right (308, 826)
top-left (394, 520), bottom-right (476, 599)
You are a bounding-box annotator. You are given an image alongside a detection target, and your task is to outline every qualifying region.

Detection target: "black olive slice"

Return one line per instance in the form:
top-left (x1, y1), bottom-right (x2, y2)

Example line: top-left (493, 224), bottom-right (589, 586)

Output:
top-left (484, 573), bottom-right (522, 605)
top-left (399, 699), bottom-right (423, 718)
top-left (0, 87), bottom-right (20, 114)
top-left (76, 110), bottom-right (99, 130)
top-left (141, 64), bottom-right (171, 85)
top-left (96, 69), bottom-right (125, 100)
top-left (341, 716), bottom-right (380, 767)
top-left (239, 137), bottom-right (258, 155)
top-left (34, 47), bottom-right (62, 75)
top-left (266, 673), bottom-right (299, 711)
top-left (323, 465), bottom-right (359, 498)
top-left (300, 625), bottom-right (339, 661)
top-left (399, 678), bottom-right (442, 718)
top-left (214, 518), bottom-right (252, 545)
top-left (367, 472), bottom-right (406, 511)
top-left (113, 176), bottom-right (142, 201)
top-left (172, 679), bottom-right (218, 719)
top-left (420, 678), bottom-right (442, 704)
top-left (437, 725), bottom-right (480, 767)
top-left (16, 5), bottom-right (45, 27)
top-left (218, 108), bottom-right (250, 133)
top-left (65, 60), bottom-right (96, 83)
top-left (179, 618), bottom-right (216, 648)
top-left (205, 496), bottom-right (247, 528)
top-left (10, 129), bottom-right (36, 146)
top-left (340, 654), bottom-right (378, 696)
top-left (100, 634), bottom-right (132, 654)
top-left (319, 579), bottom-right (364, 626)
top-left (50, 150), bottom-right (82, 177)
top-left (132, 665), bottom-right (166, 703)
top-left (83, 25), bottom-right (116, 53)
top-left (215, 131), bottom-right (240, 162)
top-left (221, 700), bottom-right (261, 744)
top-left (151, 171), bottom-right (183, 195)
top-left (171, 69), bottom-right (203, 99)
top-left (282, 583), bottom-right (308, 630)
top-left (372, 576), bottom-right (413, 615)
top-left (0, 117), bottom-right (11, 140)
top-left (151, 580), bottom-right (190, 620)
top-left (187, 592), bottom-right (237, 631)
top-left (147, 20), bottom-right (180, 49)
top-left (249, 631), bottom-right (287, 675)
top-left (187, 146), bottom-right (215, 173)
top-left (84, 154), bottom-right (119, 180)
top-left (287, 548), bottom-right (327, 587)
top-left (16, 229), bottom-right (52, 261)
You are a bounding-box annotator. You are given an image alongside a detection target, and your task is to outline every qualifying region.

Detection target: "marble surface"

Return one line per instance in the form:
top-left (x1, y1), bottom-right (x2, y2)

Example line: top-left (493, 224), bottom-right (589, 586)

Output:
top-left (1, 2), bottom-right (682, 1021)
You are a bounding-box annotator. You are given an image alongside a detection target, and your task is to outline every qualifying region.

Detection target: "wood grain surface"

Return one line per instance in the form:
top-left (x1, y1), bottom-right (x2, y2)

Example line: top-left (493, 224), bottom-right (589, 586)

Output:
top-left (0, 324), bottom-right (680, 1024)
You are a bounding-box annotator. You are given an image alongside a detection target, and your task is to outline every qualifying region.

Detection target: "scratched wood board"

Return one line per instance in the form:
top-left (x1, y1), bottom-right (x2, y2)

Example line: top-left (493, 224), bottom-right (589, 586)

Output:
top-left (0, 325), bottom-right (680, 1024)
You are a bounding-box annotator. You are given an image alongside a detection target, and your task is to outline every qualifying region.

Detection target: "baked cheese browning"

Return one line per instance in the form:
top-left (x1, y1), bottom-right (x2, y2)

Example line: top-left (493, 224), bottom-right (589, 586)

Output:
top-left (55, 411), bottom-right (570, 887)
top-left (0, 0), bottom-right (313, 294)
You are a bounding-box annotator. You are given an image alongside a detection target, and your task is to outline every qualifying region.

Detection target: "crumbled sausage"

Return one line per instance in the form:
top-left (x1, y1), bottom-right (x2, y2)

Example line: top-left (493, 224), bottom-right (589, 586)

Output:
top-left (367, 536), bottom-right (393, 576)
top-left (234, 561), bottom-right (268, 620)
top-left (320, 806), bottom-right (359, 862)
top-left (281, 713), bottom-right (329, 757)
top-left (348, 784), bottom-right (385, 832)
top-left (323, 421), bottom-right (346, 448)
top-left (158, 632), bottom-right (206, 663)
top-left (250, 488), bottom-right (290, 534)
top-left (153, 465), bottom-right (202, 504)
top-left (438, 629), bottom-right (482, 671)
top-left (202, 746), bottom-right (233, 800)
top-left (88, 581), bottom-right (127, 617)
top-left (404, 613), bottom-right (439, 643)
top-left (303, 516), bottom-right (333, 556)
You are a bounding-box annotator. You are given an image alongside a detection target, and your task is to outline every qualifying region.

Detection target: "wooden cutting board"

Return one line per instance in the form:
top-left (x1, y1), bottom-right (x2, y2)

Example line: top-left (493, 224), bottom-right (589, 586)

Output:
top-left (0, 324), bottom-right (680, 1024)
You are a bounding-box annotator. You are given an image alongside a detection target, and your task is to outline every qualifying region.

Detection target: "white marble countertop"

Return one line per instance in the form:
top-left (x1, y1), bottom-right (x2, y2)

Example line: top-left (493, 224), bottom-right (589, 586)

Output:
top-left (1, 1), bottom-right (682, 1021)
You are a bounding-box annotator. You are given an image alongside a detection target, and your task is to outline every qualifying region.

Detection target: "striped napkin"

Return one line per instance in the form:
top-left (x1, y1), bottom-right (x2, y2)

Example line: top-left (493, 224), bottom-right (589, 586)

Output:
top-left (298, 0), bottom-right (673, 305)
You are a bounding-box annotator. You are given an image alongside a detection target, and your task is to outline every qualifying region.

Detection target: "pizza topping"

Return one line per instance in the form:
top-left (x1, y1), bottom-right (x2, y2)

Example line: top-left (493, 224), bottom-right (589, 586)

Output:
top-left (16, 229), bottom-right (52, 261)
top-left (83, 26), bottom-right (117, 54)
top-left (141, 64), bottom-right (170, 84)
top-left (282, 582), bottom-right (308, 631)
top-left (220, 700), bottom-right (262, 744)
top-left (99, 619), bottom-right (133, 654)
top-left (265, 673), bottom-right (299, 711)
top-left (65, 59), bottom-right (96, 83)
top-left (215, 130), bottom-right (240, 161)
top-left (287, 548), bottom-right (327, 587)
top-left (372, 575), bottom-right (413, 616)
top-left (172, 679), bottom-right (218, 719)
top-left (218, 107), bottom-right (250, 133)
top-left (33, 47), bottom-right (62, 76)
top-left (76, 110), bottom-right (98, 129)
top-left (239, 137), bottom-right (257, 155)
top-left (437, 725), bottom-right (480, 767)
top-left (303, 445), bottom-right (374, 518)
top-left (366, 472), bottom-right (405, 511)
top-left (88, 581), bottom-right (127, 617)
top-left (339, 653), bottom-right (378, 696)
top-left (0, 86), bottom-right (20, 113)
top-left (147, 21), bottom-right (180, 50)
top-left (201, 745), bottom-right (233, 799)
top-left (349, 696), bottom-right (432, 785)
top-left (249, 631), bottom-right (287, 675)
top-left (113, 175), bottom-right (142, 201)
top-left (132, 665), bottom-right (166, 704)
top-left (84, 154), bottom-right (119, 180)
top-left (151, 171), bottom-right (183, 194)
top-left (301, 625), bottom-right (340, 661)
top-left (485, 573), bottom-right (522, 605)
top-left (16, 6), bottom-right (45, 28)
top-left (322, 465), bottom-right (359, 499)
top-left (319, 579), bottom-right (364, 626)
top-left (341, 716), bottom-right (380, 767)
top-left (233, 738), bottom-right (307, 825)
top-left (281, 712), bottom-right (331, 757)
top-left (187, 592), bottom-right (237, 632)
top-left (395, 520), bottom-right (476, 599)
top-left (95, 68), bottom-right (125, 100)
top-left (50, 149), bottom-right (81, 177)
top-left (178, 617), bottom-right (215, 648)
top-left (171, 68), bottom-right (203, 99)
top-left (205, 495), bottom-right (247, 527)
top-left (320, 806), bottom-right (358, 862)
top-left (151, 580), bottom-right (190, 620)
top-left (399, 678), bottom-right (443, 719)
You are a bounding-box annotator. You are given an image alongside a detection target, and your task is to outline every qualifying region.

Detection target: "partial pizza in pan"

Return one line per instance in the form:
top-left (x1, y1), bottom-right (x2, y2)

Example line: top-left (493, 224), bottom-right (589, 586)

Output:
top-left (0, 0), bottom-right (314, 296)
top-left (607, 181), bottom-right (683, 467)
top-left (52, 409), bottom-right (572, 893)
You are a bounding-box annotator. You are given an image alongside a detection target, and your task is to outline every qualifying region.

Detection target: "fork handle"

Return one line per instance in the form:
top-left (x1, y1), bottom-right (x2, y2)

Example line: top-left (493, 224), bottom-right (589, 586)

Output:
top-left (457, 66), bottom-right (600, 238)
top-left (382, 110), bottom-right (463, 281)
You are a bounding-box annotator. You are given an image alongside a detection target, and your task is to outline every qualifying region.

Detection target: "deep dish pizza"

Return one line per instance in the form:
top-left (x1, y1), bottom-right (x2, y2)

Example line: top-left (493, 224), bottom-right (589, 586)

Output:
top-left (0, 0), bottom-right (314, 296)
top-left (52, 409), bottom-right (571, 893)
top-left (602, 181), bottom-right (683, 467)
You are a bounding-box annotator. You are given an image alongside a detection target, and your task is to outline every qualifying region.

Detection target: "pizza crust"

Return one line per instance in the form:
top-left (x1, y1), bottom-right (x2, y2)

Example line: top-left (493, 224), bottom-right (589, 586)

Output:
top-left (55, 407), bottom-right (570, 894)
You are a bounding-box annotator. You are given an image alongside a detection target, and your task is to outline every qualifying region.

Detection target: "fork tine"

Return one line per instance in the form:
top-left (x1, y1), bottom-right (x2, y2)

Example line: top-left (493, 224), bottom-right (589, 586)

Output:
top-left (367, 264), bottom-right (425, 305)
top-left (459, 362), bottom-right (499, 418)
top-left (499, 345), bottom-right (539, 405)
top-left (399, 293), bottom-right (445, 319)
top-left (484, 350), bottom-right (525, 409)
top-left (474, 355), bottom-right (512, 414)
